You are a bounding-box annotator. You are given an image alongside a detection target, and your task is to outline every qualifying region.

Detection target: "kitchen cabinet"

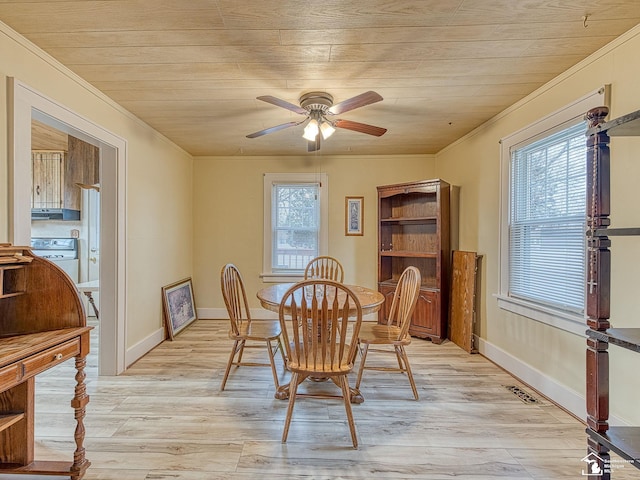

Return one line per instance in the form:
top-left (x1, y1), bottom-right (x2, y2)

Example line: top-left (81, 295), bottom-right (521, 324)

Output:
top-left (31, 136), bottom-right (99, 220)
top-left (65, 135), bottom-right (99, 212)
top-left (31, 150), bottom-right (64, 209)
top-left (377, 179), bottom-right (451, 342)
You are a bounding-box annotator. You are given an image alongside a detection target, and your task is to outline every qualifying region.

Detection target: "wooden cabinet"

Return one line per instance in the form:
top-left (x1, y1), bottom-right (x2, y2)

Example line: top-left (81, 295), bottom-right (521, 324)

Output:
top-left (585, 106), bottom-right (640, 478)
top-left (377, 179), bottom-right (451, 343)
top-left (31, 150), bottom-right (64, 209)
top-left (0, 245), bottom-right (91, 479)
top-left (65, 135), bottom-right (100, 212)
top-left (31, 136), bottom-right (99, 219)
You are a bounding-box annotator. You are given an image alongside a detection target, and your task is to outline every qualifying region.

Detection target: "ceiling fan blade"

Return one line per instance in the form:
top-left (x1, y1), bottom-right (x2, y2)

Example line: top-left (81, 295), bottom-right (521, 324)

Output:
top-left (334, 119), bottom-right (387, 137)
top-left (246, 121), bottom-right (303, 138)
top-left (328, 91), bottom-right (383, 115)
top-left (307, 136), bottom-right (321, 152)
top-left (257, 95), bottom-right (307, 115)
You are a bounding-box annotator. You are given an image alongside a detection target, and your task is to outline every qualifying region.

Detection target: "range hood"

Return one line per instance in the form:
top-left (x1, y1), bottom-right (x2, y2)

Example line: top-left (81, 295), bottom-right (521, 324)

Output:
top-left (31, 208), bottom-right (80, 221)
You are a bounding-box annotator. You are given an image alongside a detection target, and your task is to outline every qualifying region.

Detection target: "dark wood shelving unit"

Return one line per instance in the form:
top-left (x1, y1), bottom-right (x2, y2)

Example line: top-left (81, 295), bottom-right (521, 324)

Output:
top-left (585, 106), bottom-right (640, 479)
top-left (377, 179), bottom-right (451, 343)
top-left (587, 427), bottom-right (640, 466)
top-left (587, 329), bottom-right (640, 353)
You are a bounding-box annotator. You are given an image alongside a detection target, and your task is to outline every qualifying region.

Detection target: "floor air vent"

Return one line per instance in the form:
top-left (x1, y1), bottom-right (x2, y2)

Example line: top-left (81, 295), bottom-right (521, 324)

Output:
top-left (504, 385), bottom-right (541, 404)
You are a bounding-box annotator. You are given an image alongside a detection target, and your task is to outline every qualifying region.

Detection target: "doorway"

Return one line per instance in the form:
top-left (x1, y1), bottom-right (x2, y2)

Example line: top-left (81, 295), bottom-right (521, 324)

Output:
top-left (9, 78), bottom-right (126, 375)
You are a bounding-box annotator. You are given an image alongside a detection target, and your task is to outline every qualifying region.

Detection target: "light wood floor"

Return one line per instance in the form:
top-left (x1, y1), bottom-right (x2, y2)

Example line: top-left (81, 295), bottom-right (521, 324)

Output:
top-left (13, 320), bottom-right (638, 479)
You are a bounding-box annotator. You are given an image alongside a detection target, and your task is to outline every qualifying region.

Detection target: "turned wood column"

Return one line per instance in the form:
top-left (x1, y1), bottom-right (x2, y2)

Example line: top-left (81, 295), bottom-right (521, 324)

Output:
top-left (585, 106), bottom-right (611, 480)
top-left (70, 334), bottom-right (91, 479)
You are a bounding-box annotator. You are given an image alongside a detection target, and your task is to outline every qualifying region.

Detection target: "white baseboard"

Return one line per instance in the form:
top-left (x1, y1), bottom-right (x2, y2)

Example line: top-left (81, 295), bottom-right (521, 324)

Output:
top-left (125, 327), bottom-right (165, 368)
top-left (477, 336), bottom-right (587, 419)
top-left (477, 336), bottom-right (627, 426)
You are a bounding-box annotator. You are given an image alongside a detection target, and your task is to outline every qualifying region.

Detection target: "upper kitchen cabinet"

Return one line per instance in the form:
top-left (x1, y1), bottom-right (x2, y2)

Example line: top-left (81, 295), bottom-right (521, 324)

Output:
top-left (31, 150), bottom-right (64, 210)
top-left (65, 135), bottom-right (99, 211)
top-left (30, 129), bottom-right (99, 221)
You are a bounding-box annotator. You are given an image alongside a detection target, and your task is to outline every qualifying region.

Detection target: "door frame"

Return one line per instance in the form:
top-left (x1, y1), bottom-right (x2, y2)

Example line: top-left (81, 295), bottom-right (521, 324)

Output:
top-left (8, 77), bottom-right (127, 375)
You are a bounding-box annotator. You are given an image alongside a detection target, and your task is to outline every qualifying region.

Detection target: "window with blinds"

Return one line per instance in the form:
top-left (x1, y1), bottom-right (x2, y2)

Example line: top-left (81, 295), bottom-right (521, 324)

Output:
top-left (509, 121), bottom-right (587, 313)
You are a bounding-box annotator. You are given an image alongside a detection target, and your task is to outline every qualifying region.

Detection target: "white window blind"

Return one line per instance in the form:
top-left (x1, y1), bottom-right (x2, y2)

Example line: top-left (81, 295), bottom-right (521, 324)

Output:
top-left (509, 121), bottom-right (587, 313)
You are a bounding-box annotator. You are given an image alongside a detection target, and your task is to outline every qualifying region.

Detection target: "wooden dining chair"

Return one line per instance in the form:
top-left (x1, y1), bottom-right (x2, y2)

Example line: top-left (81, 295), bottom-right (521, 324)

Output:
top-left (279, 279), bottom-right (363, 449)
top-left (219, 263), bottom-right (286, 391)
top-left (355, 266), bottom-right (421, 400)
top-left (304, 255), bottom-right (344, 282)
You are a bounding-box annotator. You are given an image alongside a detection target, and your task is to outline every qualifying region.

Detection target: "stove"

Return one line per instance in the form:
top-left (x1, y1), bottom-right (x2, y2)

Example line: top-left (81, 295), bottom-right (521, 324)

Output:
top-left (30, 238), bottom-right (79, 282)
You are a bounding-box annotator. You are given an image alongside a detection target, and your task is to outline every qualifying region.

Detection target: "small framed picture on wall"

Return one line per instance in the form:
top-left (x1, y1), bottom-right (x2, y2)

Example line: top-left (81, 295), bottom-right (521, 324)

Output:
top-left (345, 196), bottom-right (364, 236)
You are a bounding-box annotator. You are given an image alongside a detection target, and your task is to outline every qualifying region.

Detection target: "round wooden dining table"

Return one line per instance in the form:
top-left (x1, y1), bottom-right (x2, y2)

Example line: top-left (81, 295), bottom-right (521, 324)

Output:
top-left (256, 282), bottom-right (384, 403)
top-left (257, 282), bottom-right (384, 316)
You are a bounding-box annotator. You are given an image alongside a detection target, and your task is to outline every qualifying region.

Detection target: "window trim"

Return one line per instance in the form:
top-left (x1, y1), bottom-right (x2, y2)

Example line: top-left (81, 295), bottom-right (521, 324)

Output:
top-left (261, 172), bottom-right (328, 282)
top-left (496, 86), bottom-right (608, 335)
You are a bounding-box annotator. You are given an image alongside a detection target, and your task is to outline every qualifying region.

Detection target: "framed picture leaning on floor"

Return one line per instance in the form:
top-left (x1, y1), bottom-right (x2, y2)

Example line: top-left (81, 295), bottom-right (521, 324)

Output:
top-left (162, 277), bottom-right (197, 340)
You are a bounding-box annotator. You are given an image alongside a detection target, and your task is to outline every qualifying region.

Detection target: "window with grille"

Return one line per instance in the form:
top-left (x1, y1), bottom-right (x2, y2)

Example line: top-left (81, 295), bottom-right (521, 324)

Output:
top-left (263, 173), bottom-right (328, 280)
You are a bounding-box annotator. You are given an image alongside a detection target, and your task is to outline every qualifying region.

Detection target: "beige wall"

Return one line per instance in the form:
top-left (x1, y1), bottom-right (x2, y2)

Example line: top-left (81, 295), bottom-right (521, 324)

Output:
top-left (436, 25), bottom-right (640, 424)
top-left (192, 154), bottom-right (434, 311)
top-left (0, 23), bottom-right (194, 354)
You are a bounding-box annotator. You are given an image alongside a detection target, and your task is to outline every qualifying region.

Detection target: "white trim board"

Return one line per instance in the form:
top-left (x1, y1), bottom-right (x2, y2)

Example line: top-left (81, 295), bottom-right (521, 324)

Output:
top-left (9, 78), bottom-right (127, 376)
top-left (125, 328), bottom-right (165, 370)
top-left (476, 336), bottom-right (627, 426)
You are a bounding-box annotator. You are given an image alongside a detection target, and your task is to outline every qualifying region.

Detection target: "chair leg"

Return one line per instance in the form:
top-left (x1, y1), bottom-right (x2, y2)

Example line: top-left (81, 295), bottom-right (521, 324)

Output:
top-left (220, 339), bottom-right (240, 391)
top-left (282, 372), bottom-right (300, 443)
top-left (277, 335), bottom-right (287, 364)
top-left (339, 375), bottom-right (358, 449)
top-left (394, 346), bottom-right (405, 371)
top-left (266, 339), bottom-right (280, 390)
top-left (397, 345), bottom-right (419, 400)
top-left (237, 339), bottom-right (246, 364)
top-left (355, 343), bottom-right (369, 390)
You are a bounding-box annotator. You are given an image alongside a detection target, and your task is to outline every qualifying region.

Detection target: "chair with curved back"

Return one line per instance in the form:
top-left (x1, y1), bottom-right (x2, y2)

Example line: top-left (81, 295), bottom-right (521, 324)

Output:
top-left (355, 266), bottom-right (421, 400)
top-left (304, 255), bottom-right (344, 283)
top-left (279, 279), bottom-right (363, 449)
top-left (219, 263), bottom-right (285, 391)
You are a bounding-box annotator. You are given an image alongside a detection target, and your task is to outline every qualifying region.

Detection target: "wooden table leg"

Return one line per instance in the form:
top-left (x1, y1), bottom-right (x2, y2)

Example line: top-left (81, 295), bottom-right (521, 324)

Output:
top-left (83, 292), bottom-right (99, 319)
top-left (70, 354), bottom-right (91, 479)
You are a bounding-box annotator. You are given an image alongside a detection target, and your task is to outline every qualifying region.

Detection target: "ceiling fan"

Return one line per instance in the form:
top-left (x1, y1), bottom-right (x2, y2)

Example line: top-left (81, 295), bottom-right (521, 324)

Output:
top-left (246, 91), bottom-right (387, 152)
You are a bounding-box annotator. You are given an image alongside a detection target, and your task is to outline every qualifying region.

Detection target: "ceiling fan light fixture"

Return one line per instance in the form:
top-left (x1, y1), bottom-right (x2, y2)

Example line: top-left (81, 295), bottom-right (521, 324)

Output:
top-left (247, 90), bottom-right (386, 150)
top-left (302, 118), bottom-right (319, 141)
top-left (320, 121), bottom-right (335, 140)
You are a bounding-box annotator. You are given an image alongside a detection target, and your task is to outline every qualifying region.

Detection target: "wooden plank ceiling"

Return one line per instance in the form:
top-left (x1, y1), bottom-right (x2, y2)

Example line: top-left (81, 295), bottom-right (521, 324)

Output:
top-left (2, 1), bottom-right (640, 156)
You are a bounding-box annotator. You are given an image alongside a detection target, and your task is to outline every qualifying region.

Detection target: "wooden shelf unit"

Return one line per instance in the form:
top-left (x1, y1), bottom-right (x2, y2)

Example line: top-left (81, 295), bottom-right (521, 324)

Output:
top-left (585, 107), bottom-right (640, 478)
top-left (377, 179), bottom-right (451, 342)
top-left (0, 245), bottom-right (91, 479)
